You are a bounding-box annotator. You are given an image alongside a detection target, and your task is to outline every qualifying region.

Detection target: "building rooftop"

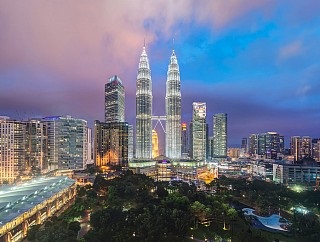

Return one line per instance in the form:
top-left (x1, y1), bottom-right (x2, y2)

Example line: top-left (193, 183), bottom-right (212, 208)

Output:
top-left (0, 176), bottom-right (75, 225)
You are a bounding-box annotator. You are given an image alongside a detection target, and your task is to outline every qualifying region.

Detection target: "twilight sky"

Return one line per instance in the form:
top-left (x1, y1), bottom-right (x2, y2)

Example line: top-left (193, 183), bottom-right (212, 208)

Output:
top-left (0, 0), bottom-right (320, 148)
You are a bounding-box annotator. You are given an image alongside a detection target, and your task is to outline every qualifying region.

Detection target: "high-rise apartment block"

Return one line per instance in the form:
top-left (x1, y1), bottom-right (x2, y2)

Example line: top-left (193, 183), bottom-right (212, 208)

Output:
top-left (290, 136), bottom-right (312, 162)
top-left (191, 102), bottom-right (207, 160)
top-left (312, 139), bottom-right (320, 162)
top-left (0, 116), bottom-right (26, 184)
top-left (136, 46), bottom-right (152, 159)
top-left (105, 75), bottom-right (125, 123)
top-left (212, 113), bottom-right (227, 158)
top-left (42, 116), bottom-right (88, 170)
top-left (165, 50), bottom-right (181, 159)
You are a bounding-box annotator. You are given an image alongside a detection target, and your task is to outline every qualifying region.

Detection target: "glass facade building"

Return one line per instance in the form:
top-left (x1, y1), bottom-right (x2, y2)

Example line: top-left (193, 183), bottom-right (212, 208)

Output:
top-left (25, 119), bottom-right (48, 173)
top-left (43, 116), bottom-right (88, 171)
top-left (191, 102), bottom-right (207, 160)
top-left (105, 75), bottom-right (125, 123)
top-left (136, 46), bottom-right (152, 159)
top-left (212, 113), bottom-right (227, 158)
top-left (165, 50), bottom-right (181, 159)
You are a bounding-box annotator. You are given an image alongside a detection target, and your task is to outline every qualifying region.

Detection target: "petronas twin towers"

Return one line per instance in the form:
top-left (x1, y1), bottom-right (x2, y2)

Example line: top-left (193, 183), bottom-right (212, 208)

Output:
top-left (136, 46), bottom-right (181, 160)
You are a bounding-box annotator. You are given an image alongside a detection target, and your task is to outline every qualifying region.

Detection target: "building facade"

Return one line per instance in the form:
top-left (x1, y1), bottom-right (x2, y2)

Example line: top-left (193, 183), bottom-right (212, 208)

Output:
top-left (25, 119), bottom-right (48, 173)
top-left (128, 125), bottom-right (134, 161)
top-left (152, 129), bottom-right (159, 158)
top-left (291, 136), bottom-right (312, 162)
top-left (105, 75), bottom-right (125, 123)
top-left (212, 113), bottom-right (227, 158)
top-left (136, 46), bottom-right (152, 159)
top-left (191, 102), bottom-right (207, 160)
top-left (0, 116), bottom-right (26, 184)
top-left (94, 121), bottom-right (128, 167)
top-left (42, 116), bottom-right (88, 171)
top-left (181, 123), bottom-right (188, 158)
top-left (165, 50), bottom-right (181, 159)
top-left (249, 132), bottom-right (284, 159)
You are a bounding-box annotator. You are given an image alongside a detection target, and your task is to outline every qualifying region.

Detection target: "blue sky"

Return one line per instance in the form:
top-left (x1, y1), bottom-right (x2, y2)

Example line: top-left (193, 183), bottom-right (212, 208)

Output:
top-left (0, 0), bottom-right (319, 147)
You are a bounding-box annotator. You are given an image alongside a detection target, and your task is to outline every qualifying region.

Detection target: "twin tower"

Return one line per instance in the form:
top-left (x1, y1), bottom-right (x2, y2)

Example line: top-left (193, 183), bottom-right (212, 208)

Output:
top-left (136, 46), bottom-right (181, 160)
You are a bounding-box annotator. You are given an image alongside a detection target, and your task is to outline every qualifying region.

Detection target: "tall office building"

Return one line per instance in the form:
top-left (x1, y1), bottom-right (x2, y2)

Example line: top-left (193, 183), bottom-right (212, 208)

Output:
top-left (152, 129), bottom-right (159, 158)
top-left (94, 121), bottom-right (128, 167)
top-left (165, 50), bottom-right (181, 159)
top-left (249, 134), bottom-right (258, 156)
top-left (240, 137), bottom-right (248, 156)
top-left (212, 113), bottom-right (227, 158)
top-left (0, 116), bottom-right (26, 184)
top-left (25, 119), bottom-right (48, 173)
top-left (43, 116), bottom-right (88, 171)
top-left (191, 102), bottom-right (207, 160)
top-left (265, 132), bottom-right (282, 159)
top-left (181, 123), bottom-right (188, 158)
top-left (105, 75), bottom-right (125, 123)
top-left (128, 125), bottom-right (134, 161)
top-left (136, 46), bottom-right (152, 159)
top-left (249, 132), bottom-right (283, 159)
top-left (257, 133), bottom-right (266, 156)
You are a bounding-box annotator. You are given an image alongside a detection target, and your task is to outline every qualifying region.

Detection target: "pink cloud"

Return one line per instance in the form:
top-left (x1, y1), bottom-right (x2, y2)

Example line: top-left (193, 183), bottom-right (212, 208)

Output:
top-left (0, 0), bottom-right (274, 121)
top-left (279, 40), bottom-right (303, 60)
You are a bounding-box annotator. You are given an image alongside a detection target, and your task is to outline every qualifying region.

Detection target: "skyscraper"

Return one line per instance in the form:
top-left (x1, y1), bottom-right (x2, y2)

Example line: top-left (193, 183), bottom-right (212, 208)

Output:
top-left (240, 137), bottom-right (248, 156)
top-left (291, 136), bottom-right (312, 161)
top-left (0, 116), bottom-right (25, 184)
top-left (212, 113), bottom-right (227, 158)
top-left (181, 122), bottom-right (188, 158)
top-left (43, 116), bottom-right (88, 171)
top-left (105, 75), bottom-right (125, 123)
top-left (97, 73), bottom-right (129, 167)
top-left (191, 102), bottom-right (207, 160)
top-left (249, 132), bottom-right (284, 159)
top-left (128, 125), bottom-right (134, 161)
top-left (136, 46), bottom-right (152, 159)
top-left (25, 119), bottom-right (48, 173)
top-left (152, 129), bottom-right (159, 158)
top-left (249, 134), bottom-right (258, 156)
top-left (94, 121), bottom-right (128, 167)
top-left (165, 50), bottom-right (181, 159)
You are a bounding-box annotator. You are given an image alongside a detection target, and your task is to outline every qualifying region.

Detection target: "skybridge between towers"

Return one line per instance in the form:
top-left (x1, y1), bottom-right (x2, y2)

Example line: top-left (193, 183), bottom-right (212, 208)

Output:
top-left (152, 116), bottom-right (166, 134)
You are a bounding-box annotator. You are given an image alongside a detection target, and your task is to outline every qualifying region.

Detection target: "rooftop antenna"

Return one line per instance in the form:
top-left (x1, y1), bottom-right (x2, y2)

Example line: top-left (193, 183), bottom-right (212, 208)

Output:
top-left (172, 38), bottom-right (175, 50)
top-left (144, 38), bottom-right (146, 48)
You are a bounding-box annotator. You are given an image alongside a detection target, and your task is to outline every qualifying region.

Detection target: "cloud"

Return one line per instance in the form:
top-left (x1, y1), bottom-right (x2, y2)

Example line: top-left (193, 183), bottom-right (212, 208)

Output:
top-left (279, 40), bottom-right (302, 60)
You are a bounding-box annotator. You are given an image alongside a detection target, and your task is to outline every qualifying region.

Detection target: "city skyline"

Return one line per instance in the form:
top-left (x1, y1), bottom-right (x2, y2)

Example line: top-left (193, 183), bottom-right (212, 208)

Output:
top-left (1, 1), bottom-right (320, 146)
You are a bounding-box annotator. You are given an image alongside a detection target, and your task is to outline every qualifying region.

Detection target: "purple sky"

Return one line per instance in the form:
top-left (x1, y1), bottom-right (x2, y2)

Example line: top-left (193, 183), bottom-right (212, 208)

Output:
top-left (1, 0), bottom-right (320, 147)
